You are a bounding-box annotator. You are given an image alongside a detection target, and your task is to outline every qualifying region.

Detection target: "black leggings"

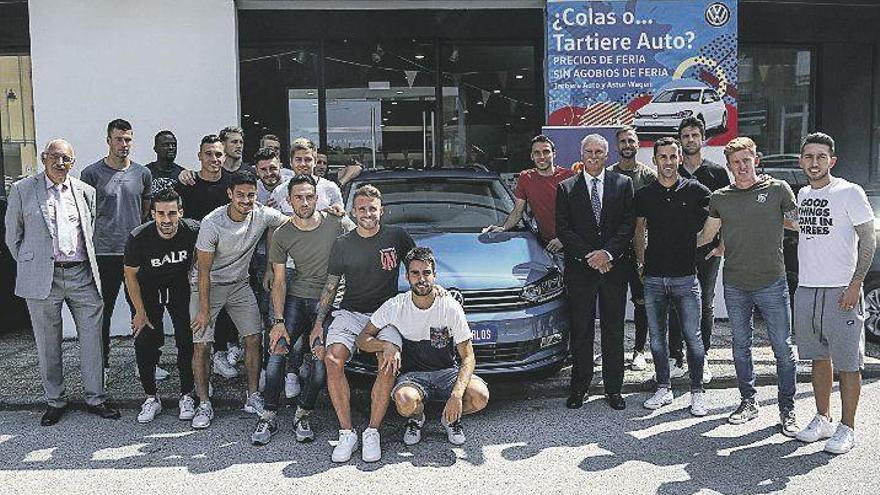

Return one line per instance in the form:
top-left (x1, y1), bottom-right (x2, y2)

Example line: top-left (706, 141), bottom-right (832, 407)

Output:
top-left (134, 283), bottom-right (194, 396)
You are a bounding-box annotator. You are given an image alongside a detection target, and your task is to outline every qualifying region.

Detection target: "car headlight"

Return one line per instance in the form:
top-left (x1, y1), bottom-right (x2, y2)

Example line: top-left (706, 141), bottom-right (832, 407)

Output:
top-left (676, 110), bottom-right (694, 118)
top-left (634, 112), bottom-right (643, 118)
top-left (521, 271), bottom-right (564, 304)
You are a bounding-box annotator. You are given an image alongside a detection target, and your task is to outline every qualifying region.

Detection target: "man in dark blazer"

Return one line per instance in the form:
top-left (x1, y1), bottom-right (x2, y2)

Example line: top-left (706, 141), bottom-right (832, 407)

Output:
top-left (5, 139), bottom-right (120, 425)
top-left (556, 133), bottom-right (635, 410)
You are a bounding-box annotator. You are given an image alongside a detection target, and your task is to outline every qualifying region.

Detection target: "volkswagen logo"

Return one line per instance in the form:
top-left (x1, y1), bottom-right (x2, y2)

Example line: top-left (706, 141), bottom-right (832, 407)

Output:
top-left (705, 2), bottom-right (731, 27)
top-left (448, 289), bottom-right (465, 305)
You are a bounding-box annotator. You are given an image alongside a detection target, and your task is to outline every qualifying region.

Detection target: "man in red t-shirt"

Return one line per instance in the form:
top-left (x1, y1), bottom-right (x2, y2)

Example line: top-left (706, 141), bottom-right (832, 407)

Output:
top-left (484, 135), bottom-right (575, 252)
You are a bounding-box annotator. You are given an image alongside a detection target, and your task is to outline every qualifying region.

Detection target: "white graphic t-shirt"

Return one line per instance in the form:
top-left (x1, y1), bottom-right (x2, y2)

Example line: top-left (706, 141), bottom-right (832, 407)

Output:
top-left (370, 291), bottom-right (471, 373)
top-left (797, 177), bottom-right (875, 287)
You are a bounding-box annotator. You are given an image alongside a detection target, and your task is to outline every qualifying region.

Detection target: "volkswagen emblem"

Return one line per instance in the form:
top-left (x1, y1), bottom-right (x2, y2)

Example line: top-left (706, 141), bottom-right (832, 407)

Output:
top-left (448, 289), bottom-right (465, 305)
top-left (705, 2), bottom-right (731, 27)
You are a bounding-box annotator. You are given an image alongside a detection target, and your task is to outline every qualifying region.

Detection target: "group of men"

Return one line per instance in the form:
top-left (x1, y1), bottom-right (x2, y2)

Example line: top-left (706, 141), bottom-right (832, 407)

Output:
top-left (4, 120), bottom-right (489, 464)
top-left (4, 114), bottom-right (872, 460)
top-left (487, 119), bottom-right (873, 455)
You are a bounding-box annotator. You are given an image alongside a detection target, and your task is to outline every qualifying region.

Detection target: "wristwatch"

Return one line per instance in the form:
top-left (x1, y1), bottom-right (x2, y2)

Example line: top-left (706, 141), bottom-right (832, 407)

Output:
top-left (272, 317), bottom-right (285, 325)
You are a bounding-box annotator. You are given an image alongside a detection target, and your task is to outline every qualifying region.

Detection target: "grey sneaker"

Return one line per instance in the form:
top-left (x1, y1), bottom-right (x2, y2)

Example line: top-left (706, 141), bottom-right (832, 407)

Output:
top-left (178, 394), bottom-right (196, 421)
top-left (251, 417), bottom-right (278, 446)
top-left (728, 398), bottom-right (760, 425)
top-left (403, 413), bottom-right (426, 446)
top-left (294, 415), bottom-right (314, 443)
top-left (243, 392), bottom-right (265, 416)
top-left (441, 416), bottom-right (466, 445)
top-left (780, 409), bottom-right (799, 438)
top-left (191, 402), bottom-right (214, 429)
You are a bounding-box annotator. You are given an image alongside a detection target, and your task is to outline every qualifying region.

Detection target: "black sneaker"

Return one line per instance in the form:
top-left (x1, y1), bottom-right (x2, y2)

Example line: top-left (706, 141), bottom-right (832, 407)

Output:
top-left (251, 417), bottom-right (278, 445)
top-left (728, 398), bottom-right (760, 425)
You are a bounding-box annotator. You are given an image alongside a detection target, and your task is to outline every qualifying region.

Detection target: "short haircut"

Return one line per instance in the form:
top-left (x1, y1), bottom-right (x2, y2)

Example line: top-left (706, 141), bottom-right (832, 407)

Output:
top-left (228, 170), bottom-right (258, 190)
top-left (580, 133), bottom-right (609, 153)
top-left (353, 184), bottom-right (382, 203)
top-left (219, 126), bottom-right (244, 142)
top-left (286, 174), bottom-right (318, 195)
top-left (678, 116), bottom-right (705, 138)
top-left (291, 137), bottom-right (317, 156)
top-left (253, 146), bottom-right (280, 163)
top-left (150, 187), bottom-right (182, 210)
top-left (260, 133), bottom-right (280, 144)
top-left (530, 134), bottom-right (556, 152)
top-left (200, 134), bottom-right (222, 150)
top-left (154, 130), bottom-right (175, 144)
top-left (615, 125), bottom-right (637, 140)
top-left (107, 119), bottom-right (132, 137)
top-left (723, 137), bottom-right (758, 160)
top-left (801, 132), bottom-right (836, 156)
top-left (653, 136), bottom-right (682, 156)
top-left (404, 246), bottom-right (436, 271)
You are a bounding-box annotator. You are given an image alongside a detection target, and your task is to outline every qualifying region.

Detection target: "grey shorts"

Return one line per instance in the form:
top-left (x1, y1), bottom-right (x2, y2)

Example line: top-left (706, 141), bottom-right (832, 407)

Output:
top-left (190, 280), bottom-right (262, 344)
top-left (325, 309), bottom-right (403, 358)
top-left (393, 368), bottom-right (488, 403)
top-left (794, 286), bottom-right (865, 372)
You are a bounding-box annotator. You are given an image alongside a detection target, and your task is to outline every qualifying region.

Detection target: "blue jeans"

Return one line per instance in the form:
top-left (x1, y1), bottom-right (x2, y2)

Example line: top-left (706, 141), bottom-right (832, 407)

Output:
top-left (644, 275), bottom-right (705, 392)
top-left (264, 296), bottom-right (326, 412)
top-left (723, 277), bottom-right (797, 412)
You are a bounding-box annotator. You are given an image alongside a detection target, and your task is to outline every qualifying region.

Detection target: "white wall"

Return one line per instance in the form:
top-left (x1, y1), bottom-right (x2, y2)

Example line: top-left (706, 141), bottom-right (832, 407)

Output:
top-left (28, 0), bottom-right (241, 337)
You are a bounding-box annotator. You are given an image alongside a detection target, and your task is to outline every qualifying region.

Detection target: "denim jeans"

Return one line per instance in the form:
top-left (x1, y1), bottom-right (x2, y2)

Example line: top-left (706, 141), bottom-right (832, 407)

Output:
top-left (264, 296), bottom-right (326, 412)
top-left (669, 253), bottom-right (721, 355)
top-left (723, 277), bottom-right (797, 412)
top-left (644, 275), bottom-right (705, 392)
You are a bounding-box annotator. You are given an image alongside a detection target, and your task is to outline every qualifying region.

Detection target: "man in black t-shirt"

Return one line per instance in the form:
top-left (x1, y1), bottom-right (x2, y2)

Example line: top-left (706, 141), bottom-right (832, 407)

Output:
top-left (310, 184), bottom-right (415, 463)
top-left (123, 188), bottom-right (199, 424)
top-left (145, 131), bottom-right (185, 194)
top-left (633, 137), bottom-right (711, 417)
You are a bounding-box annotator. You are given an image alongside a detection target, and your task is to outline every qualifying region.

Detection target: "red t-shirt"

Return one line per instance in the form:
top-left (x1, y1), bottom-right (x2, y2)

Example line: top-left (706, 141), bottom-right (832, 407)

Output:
top-left (514, 167), bottom-right (576, 242)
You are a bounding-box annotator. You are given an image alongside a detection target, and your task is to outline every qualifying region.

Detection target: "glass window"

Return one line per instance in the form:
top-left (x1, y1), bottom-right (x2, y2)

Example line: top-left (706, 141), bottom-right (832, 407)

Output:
top-left (738, 46), bottom-right (814, 158)
top-left (1, 54), bottom-right (37, 191)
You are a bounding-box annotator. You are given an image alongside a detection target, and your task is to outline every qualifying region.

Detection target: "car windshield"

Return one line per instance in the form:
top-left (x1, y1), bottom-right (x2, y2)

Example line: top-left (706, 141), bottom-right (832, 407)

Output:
top-left (347, 178), bottom-right (517, 233)
top-left (867, 193), bottom-right (880, 219)
top-left (653, 89), bottom-right (702, 103)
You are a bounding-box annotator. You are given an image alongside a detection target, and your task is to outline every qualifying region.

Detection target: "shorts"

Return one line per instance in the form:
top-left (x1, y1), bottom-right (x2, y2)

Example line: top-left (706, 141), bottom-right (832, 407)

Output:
top-left (190, 279), bottom-right (262, 344)
top-left (392, 368), bottom-right (488, 403)
top-left (794, 286), bottom-right (865, 372)
top-left (325, 309), bottom-right (403, 358)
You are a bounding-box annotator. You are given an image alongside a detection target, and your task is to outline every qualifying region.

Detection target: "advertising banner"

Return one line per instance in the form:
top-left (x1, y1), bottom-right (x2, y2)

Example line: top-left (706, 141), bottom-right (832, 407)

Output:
top-left (543, 0), bottom-right (738, 166)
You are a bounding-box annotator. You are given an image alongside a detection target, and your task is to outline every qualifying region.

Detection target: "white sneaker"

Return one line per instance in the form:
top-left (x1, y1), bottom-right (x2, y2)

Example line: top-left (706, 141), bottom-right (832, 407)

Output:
top-left (797, 413), bottom-right (836, 443)
top-left (403, 413), bottom-right (426, 446)
top-left (361, 428), bottom-right (382, 462)
top-left (243, 391), bottom-right (265, 416)
top-left (137, 397), bottom-right (162, 423)
top-left (441, 416), bottom-right (466, 445)
top-left (631, 351), bottom-right (648, 371)
top-left (178, 394), bottom-right (196, 421)
top-left (226, 345), bottom-right (243, 366)
top-left (191, 402), bottom-right (214, 429)
top-left (643, 388), bottom-right (674, 410)
top-left (669, 359), bottom-right (687, 379)
top-left (690, 392), bottom-right (708, 417)
top-left (212, 352), bottom-right (238, 379)
top-left (332, 429), bottom-right (359, 463)
top-left (824, 424), bottom-right (856, 454)
top-left (285, 372), bottom-right (301, 398)
top-left (258, 369), bottom-right (266, 392)
top-left (702, 357), bottom-right (712, 384)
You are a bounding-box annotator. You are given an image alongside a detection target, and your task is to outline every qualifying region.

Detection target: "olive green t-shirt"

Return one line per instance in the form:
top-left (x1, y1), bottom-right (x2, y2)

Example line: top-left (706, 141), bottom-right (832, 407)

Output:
top-left (609, 162), bottom-right (657, 192)
top-left (268, 213), bottom-right (347, 299)
top-left (708, 179), bottom-right (797, 291)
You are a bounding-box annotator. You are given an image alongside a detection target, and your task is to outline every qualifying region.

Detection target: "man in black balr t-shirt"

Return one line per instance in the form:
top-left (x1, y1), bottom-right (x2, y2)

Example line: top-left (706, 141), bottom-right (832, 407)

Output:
top-left (124, 188), bottom-right (199, 424)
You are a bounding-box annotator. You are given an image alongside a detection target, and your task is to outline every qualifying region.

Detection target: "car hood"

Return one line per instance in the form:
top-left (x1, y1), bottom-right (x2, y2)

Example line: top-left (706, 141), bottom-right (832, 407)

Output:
top-left (639, 101), bottom-right (700, 113)
top-left (405, 231), bottom-right (557, 290)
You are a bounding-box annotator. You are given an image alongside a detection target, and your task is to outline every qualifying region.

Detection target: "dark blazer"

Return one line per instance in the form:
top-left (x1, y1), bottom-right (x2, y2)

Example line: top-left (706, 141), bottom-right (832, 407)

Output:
top-left (555, 170), bottom-right (635, 285)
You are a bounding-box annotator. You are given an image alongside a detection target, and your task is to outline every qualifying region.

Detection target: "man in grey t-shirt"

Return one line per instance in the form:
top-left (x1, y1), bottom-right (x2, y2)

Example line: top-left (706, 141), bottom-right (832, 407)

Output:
top-left (697, 136), bottom-right (799, 437)
top-left (80, 118), bottom-right (152, 374)
top-left (188, 171), bottom-right (288, 430)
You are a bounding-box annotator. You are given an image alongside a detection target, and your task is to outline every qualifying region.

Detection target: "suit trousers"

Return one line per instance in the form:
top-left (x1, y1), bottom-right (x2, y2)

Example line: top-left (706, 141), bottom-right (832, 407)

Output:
top-left (567, 266), bottom-right (628, 395)
top-left (26, 263), bottom-right (106, 407)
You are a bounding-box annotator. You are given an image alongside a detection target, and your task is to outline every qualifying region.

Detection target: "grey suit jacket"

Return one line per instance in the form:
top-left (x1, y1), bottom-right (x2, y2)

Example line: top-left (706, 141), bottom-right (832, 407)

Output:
top-left (4, 172), bottom-right (103, 299)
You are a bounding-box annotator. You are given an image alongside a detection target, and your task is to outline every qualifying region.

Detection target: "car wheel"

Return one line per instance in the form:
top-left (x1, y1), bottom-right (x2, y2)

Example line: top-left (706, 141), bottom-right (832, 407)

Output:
top-left (864, 282), bottom-right (880, 343)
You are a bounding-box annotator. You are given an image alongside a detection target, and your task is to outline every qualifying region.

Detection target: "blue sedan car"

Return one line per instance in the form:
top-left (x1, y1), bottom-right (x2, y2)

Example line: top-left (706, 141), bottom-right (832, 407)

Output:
top-left (339, 167), bottom-right (569, 377)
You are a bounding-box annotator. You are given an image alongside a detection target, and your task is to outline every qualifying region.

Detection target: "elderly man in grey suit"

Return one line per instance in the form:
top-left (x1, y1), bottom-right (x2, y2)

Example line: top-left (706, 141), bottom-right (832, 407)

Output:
top-left (5, 139), bottom-right (121, 425)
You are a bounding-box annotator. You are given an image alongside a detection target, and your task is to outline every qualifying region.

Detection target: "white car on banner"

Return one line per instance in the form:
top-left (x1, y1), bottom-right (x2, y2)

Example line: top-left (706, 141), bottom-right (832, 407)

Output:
top-left (633, 81), bottom-right (728, 134)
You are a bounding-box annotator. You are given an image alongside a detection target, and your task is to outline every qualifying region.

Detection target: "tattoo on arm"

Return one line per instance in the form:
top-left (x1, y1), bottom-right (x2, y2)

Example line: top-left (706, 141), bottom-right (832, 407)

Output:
top-left (314, 275), bottom-right (341, 325)
top-left (852, 221), bottom-right (877, 283)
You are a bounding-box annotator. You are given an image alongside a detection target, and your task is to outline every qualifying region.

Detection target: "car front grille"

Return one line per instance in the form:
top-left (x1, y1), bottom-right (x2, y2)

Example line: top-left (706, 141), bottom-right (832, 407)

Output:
top-left (456, 287), bottom-right (528, 312)
top-left (473, 339), bottom-right (541, 363)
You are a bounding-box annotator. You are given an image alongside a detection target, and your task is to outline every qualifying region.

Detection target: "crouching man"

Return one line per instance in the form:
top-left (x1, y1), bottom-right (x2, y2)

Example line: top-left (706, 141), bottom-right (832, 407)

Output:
top-left (357, 247), bottom-right (489, 448)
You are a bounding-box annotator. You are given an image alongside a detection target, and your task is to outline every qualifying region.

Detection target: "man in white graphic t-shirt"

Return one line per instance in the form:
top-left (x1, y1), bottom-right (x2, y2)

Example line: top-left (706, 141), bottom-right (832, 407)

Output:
top-left (793, 132), bottom-right (876, 455)
top-left (356, 247), bottom-right (490, 449)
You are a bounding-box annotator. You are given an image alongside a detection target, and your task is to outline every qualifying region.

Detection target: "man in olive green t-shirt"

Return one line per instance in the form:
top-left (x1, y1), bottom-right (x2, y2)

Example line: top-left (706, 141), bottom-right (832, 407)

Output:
top-left (697, 137), bottom-right (799, 437)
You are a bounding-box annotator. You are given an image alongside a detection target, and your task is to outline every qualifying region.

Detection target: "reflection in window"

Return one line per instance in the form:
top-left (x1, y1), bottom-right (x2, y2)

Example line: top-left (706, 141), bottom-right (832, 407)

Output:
top-left (1, 55), bottom-right (37, 189)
